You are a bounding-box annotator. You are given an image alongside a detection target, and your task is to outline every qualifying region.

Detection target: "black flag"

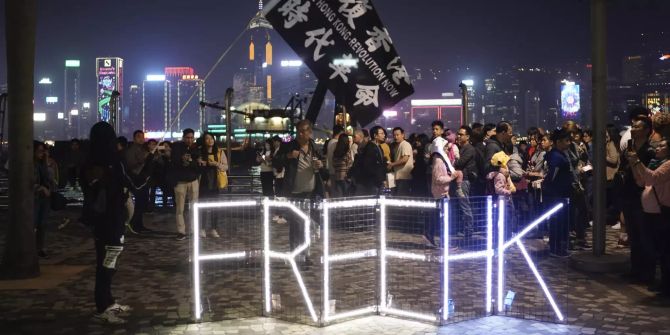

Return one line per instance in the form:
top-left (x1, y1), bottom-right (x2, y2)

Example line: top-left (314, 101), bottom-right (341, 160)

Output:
top-left (264, 0), bottom-right (414, 126)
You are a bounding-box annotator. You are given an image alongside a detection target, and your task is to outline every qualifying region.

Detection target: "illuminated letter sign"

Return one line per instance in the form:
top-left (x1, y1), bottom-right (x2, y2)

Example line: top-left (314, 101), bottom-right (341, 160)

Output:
top-left (192, 197), bottom-right (566, 323)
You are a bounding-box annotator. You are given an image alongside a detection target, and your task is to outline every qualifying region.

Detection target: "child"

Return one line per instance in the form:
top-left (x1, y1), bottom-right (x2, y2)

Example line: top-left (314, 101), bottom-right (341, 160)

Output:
top-left (487, 151), bottom-right (516, 196)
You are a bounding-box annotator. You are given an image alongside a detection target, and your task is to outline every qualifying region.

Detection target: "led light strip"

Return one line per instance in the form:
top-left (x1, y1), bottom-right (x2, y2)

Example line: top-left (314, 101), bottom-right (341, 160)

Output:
top-left (193, 200), bottom-right (258, 320)
top-left (380, 196), bottom-right (442, 322)
top-left (502, 203), bottom-right (564, 251)
top-left (515, 240), bottom-right (565, 321)
top-left (497, 197), bottom-right (505, 313)
top-left (442, 198), bottom-right (449, 321)
top-left (263, 198), bottom-right (318, 322)
top-left (324, 198), bottom-right (381, 323)
top-left (328, 249), bottom-right (378, 262)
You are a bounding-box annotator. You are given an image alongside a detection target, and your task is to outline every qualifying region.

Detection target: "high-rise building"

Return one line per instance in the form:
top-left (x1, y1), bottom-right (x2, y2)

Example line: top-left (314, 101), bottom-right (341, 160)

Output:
top-left (64, 60), bottom-right (81, 138)
top-left (64, 60), bottom-right (81, 118)
top-left (96, 57), bottom-right (124, 132)
top-left (165, 67), bottom-right (195, 131)
top-left (142, 74), bottom-right (172, 135)
top-left (622, 55), bottom-right (645, 84)
top-left (233, 0), bottom-right (273, 109)
top-left (35, 77), bottom-right (60, 140)
top-left (177, 74), bottom-right (206, 131)
top-left (123, 84), bottom-right (142, 135)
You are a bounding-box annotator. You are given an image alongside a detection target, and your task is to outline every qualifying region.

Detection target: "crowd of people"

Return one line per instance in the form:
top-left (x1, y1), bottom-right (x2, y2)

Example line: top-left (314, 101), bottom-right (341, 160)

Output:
top-left (26, 105), bottom-right (670, 324)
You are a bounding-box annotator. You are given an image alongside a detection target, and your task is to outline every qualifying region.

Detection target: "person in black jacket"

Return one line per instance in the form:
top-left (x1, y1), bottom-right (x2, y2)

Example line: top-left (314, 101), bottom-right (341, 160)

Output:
top-left (170, 128), bottom-right (201, 241)
top-left (351, 126), bottom-right (386, 196)
top-left (81, 122), bottom-right (133, 324)
top-left (453, 126), bottom-right (477, 236)
top-left (484, 121), bottom-right (514, 173)
top-left (273, 120), bottom-right (327, 253)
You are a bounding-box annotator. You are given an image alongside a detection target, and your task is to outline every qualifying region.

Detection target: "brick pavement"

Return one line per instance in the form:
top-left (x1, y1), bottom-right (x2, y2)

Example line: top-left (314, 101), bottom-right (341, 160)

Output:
top-left (0, 204), bottom-right (669, 335)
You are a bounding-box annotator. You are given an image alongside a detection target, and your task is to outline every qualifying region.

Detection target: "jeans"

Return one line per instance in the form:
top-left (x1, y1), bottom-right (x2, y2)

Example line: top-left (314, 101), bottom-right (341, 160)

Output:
top-left (394, 179), bottom-right (412, 197)
top-left (333, 180), bottom-right (349, 198)
top-left (355, 183), bottom-right (380, 197)
top-left (260, 171), bottom-right (274, 197)
top-left (34, 196), bottom-right (50, 251)
top-left (129, 185), bottom-right (149, 230)
top-left (450, 180), bottom-right (473, 235)
top-left (174, 180), bottom-right (199, 235)
top-left (94, 233), bottom-right (123, 313)
top-left (548, 199), bottom-right (569, 255)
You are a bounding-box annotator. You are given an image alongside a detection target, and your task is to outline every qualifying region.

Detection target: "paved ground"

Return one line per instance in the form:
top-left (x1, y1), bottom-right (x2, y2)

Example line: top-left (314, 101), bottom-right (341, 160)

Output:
top-left (0, 199), bottom-right (669, 335)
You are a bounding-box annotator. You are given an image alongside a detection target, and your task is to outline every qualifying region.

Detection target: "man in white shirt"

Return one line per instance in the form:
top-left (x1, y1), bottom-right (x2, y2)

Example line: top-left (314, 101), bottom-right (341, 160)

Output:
top-left (388, 127), bottom-right (414, 196)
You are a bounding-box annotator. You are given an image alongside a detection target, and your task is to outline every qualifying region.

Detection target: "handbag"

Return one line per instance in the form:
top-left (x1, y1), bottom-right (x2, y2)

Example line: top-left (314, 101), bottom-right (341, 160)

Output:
top-left (216, 149), bottom-right (228, 189)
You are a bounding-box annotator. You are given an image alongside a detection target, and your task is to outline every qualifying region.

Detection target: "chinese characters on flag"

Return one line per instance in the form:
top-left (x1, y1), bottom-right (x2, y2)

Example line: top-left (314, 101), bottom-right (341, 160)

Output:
top-left (264, 0), bottom-right (414, 126)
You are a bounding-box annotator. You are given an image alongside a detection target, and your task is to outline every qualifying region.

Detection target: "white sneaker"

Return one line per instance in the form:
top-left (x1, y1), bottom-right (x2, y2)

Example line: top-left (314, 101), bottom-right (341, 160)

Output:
top-left (107, 303), bottom-right (132, 314)
top-left (209, 229), bottom-right (220, 238)
top-left (272, 215), bottom-right (280, 222)
top-left (276, 217), bottom-right (287, 225)
top-left (612, 222), bottom-right (621, 230)
top-left (200, 230), bottom-right (207, 238)
top-left (93, 309), bottom-right (126, 324)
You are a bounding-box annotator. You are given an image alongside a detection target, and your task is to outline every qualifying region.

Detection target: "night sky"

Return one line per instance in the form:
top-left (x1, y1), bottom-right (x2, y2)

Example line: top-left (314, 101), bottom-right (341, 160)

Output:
top-left (0, 0), bottom-right (668, 100)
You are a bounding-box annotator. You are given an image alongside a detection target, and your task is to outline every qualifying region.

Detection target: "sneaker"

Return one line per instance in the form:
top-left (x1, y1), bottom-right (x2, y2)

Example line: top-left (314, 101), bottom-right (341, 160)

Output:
top-left (422, 235), bottom-right (437, 248)
top-left (58, 218), bottom-right (71, 230)
top-left (612, 222), bottom-right (621, 230)
top-left (125, 224), bottom-right (139, 235)
top-left (576, 240), bottom-right (592, 250)
top-left (209, 229), bottom-right (220, 238)
top-left (549, 252), bottom-right (571, 258)
top-left (272, 215), bottom-right (280, 223)
top-left (107, 303), bottom-right (133, 314)
top-left (276, 217), bottom-right (287, 225)
top-left (175, 233), bottom-right (187, 241)
top-left (92, 309), bottom-right (126, 325)
top-left (200, 230), bottom-right (206, 238)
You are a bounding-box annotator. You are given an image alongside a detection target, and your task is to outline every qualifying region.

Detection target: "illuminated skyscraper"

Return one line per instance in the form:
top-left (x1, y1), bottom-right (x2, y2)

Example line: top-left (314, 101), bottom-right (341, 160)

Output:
top-left (64, 60), bottom-right (80, 118)
top-left (143, 75), bottom-right (172, 135)
top-left (125, 84), bottom-right (142, 134)
top-left (234, 0), bottom-right (273, 108)
top-left (177, 74), bottom-right (206, 131)
top-left (96, 57), bottom-right (124, 131)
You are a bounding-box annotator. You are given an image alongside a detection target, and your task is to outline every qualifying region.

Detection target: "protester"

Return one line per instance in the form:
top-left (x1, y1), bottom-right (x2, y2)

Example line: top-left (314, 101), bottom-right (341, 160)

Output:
top-left (124, 130), bottom-right (155, 234)
top-left (620, 114), bottom-right (655, 285)
top-left (33, 141), bottom-right (51, 258)
top-left (332, 133), bottom-right (353, 197)
top-left (425, 137), bottom-right (464, 247)
top-left (271, 136), bottom-right (284, 197)
top-left (326, 125), bottom-right (345, 197)
top-left (171, 129), bottom-right (200, 241)
top-left (81, 122), bottom-right (132, 324)
top-left (257, 139), bottom-right (274, 197)
top-left (628, 137), bottom-right (670, 298)
top-left (350, 127), bottom-right (386, 196)
top-left (388, 127), bottom-right (414, 196)
top-left (66, 138), bottom-right (83, 189)
top-left (198, 132), bottom-right (228, 238)
top-left (484, 121), bottom-right (513, 173)
top-left (411, 133), bottom-right (431, 197)
top-left (453, 126), bottom-right (477, 236)
top-left (273, 120), bottom-right (326, 259)
top-left (543, 129), bottom-right (574, 257)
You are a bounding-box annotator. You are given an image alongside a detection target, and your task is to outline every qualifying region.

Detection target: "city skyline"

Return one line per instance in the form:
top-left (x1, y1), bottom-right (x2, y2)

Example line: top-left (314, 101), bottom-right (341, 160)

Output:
top-left (1, 0), bottom-right (670, 139)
